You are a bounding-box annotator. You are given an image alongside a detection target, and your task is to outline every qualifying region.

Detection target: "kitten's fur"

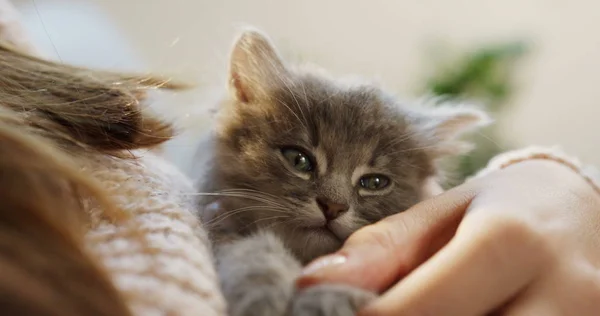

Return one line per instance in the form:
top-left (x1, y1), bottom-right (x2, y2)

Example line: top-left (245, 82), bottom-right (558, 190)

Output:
top-left (197, 29), bottom-right (489, 316)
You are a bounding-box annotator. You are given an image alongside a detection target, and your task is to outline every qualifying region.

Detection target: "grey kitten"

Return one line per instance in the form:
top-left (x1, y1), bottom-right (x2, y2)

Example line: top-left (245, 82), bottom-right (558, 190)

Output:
top-left (197, 29), bottom-right (489, 316)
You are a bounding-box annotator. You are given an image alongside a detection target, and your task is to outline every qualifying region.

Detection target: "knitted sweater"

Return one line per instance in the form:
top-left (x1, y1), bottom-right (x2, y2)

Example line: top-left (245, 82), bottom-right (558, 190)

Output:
top-left (81, 150), bottom-right (226, 316)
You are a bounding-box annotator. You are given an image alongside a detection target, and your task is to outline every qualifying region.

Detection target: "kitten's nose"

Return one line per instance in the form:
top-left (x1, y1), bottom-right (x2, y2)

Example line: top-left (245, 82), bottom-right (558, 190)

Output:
top-left (316, 197), bottom-right (349, 221)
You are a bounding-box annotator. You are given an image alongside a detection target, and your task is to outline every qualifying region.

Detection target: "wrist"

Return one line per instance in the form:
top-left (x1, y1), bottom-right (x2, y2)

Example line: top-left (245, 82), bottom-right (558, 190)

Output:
top-left (473, 146), bottom-right (600, 198)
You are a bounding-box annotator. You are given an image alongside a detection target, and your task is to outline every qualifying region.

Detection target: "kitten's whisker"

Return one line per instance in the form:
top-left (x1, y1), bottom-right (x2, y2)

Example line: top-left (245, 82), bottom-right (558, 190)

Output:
top-left (204, 205), bottom-right (290, 227)
top-left (264, 217), bottom-right (298, 231)
top-left (218, 188), bottom-right (284, 202)
top-left (222, 194), bottom-right (286, 208)
top-left (474, 130), bottom-right (505, 150)
top-left (203, 204), bottom-right (294, 225)
top-left (216, 188), bottom-right (287, 205)
top-left (238, 215), bottom-right (292, 231)
top-left (187, 192), bottom-right (285, 207)
top-left (215, 189), bottom-right (296, 209)
top-left (203, 207), bottom-right (260, 227)
top-left (212, 205), bottom-right (291, 218)
top-left (218, 193), bottom-right (282, 207)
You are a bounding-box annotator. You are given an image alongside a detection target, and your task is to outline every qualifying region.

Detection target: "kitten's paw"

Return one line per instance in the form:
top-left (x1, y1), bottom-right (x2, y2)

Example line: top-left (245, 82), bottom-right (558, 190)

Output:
top-left (290, 284), bottom-right (376, 316)
top-left (227, 284), bottom-right (293, 316)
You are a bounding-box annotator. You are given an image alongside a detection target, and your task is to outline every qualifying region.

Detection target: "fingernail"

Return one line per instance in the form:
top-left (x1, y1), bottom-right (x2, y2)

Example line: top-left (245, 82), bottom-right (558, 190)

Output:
top-left (301, 254), bottom-right (347, 276)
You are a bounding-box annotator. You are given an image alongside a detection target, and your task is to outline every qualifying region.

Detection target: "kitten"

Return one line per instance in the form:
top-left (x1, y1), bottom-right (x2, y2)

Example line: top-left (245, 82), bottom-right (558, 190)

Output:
top-left (196, 29), bottom-right (489, 316)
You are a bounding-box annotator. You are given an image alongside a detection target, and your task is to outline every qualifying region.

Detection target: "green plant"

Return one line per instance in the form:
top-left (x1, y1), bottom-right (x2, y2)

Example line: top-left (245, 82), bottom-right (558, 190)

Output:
top-left (419, 40), bottom-right (529, 182)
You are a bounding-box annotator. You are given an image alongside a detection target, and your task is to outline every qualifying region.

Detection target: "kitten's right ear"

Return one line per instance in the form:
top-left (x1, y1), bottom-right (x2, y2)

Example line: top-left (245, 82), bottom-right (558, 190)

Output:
top-left (228, 28), bottom-right (288, 103)
top-left (407, 100), bottom-right (492, 158)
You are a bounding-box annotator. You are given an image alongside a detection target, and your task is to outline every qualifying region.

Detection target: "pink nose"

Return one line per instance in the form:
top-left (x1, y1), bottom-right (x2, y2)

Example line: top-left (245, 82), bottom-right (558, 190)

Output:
top-left (316, 197), bottom-right (349, 221)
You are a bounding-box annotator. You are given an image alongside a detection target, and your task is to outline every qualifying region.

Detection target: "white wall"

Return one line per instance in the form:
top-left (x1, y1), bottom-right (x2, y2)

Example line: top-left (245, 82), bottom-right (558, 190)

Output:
top-left (13, 0), bottom-right (600, 171)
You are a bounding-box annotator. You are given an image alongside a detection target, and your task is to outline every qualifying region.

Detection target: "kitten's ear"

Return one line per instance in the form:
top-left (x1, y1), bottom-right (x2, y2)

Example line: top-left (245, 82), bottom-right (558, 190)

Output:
top-left (408, 100), bottom-right (492, 158)
top-left (228, 28), bottom-right (288, 103)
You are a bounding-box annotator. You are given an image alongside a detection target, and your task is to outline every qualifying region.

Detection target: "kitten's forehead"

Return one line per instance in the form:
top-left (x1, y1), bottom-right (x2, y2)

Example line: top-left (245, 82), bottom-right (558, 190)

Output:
top-left (268, 75), bottom-right (409, 166)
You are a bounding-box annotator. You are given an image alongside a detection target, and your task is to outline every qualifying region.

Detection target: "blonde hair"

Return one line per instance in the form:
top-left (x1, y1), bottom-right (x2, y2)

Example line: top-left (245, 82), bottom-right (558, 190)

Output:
top-left (0, 41), bottom-right (186, 315)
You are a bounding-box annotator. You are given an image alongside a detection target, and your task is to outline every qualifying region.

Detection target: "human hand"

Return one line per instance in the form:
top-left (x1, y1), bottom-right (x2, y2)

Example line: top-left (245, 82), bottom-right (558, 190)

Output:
top-left (297, 159), bottom-right (600, 315)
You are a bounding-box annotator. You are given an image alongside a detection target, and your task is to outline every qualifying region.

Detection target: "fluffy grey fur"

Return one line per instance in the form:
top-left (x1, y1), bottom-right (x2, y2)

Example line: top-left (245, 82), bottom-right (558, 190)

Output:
top-left (196, 29), bottom-right (489, 316)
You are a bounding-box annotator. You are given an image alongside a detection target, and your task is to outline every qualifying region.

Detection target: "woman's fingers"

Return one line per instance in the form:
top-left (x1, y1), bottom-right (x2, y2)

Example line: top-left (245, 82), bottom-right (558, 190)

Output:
top-left (359, 213), bottom-right (547, 316)
top-left (297, 182), bottom-right (478, 292)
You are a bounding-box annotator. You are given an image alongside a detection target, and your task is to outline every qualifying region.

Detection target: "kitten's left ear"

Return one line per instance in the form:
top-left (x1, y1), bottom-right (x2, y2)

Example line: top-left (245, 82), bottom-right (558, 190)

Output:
top-left (408, 100), bottom-right (492, 158)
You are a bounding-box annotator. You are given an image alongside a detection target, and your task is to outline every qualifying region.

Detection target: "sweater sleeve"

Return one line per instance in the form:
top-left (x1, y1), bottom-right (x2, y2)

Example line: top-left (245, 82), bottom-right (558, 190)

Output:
top-left (469, 145), bottom-right (600, 196)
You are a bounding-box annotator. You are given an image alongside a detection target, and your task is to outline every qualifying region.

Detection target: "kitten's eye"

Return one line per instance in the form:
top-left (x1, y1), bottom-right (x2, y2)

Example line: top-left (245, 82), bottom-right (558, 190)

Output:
top-left (281, 147), bottom-right (314, 173)
top-left (359, 174), bottom-right (390, 190)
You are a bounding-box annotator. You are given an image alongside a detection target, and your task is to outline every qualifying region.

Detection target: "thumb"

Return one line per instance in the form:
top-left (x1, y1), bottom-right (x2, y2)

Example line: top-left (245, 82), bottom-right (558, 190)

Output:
top-left (296, 183), bottom-right (477, 292)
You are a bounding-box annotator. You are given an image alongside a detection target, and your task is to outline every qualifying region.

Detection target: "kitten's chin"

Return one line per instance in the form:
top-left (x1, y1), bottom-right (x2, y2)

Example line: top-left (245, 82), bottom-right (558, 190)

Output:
top-left (270, 223), bottom-right (345, 262)
top-left (308, 227), bottom-right (343, 243)
top-left (293, 227), bottom-right (344, 263)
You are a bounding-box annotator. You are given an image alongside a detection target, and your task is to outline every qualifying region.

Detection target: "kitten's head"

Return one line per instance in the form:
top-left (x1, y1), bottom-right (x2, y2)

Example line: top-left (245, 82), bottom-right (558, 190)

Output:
top-left (208, 29), bottom-right (489, 262)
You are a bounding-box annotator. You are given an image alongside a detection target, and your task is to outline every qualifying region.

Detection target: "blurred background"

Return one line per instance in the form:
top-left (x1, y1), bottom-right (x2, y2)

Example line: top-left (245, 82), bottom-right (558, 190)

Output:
top-left (13, 0), bottom-right (600, 180)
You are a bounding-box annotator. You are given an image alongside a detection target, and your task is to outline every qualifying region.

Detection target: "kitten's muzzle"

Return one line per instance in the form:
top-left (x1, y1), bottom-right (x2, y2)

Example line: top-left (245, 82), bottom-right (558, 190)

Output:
top-left (316, 197), bottom-right (349, 221)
